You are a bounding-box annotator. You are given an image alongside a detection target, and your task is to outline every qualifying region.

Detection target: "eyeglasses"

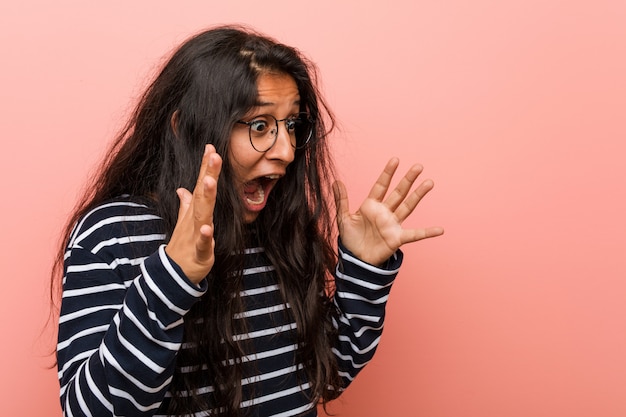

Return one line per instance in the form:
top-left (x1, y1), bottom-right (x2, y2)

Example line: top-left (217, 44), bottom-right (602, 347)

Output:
top-left (236, 112), bottom-right (314, 152)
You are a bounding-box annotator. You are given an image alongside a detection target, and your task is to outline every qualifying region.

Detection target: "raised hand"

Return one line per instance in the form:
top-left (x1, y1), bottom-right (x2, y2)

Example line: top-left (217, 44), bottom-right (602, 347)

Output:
top-left (333, 158), bottom-right (444, 267)
top-left (165, 144), bottom-right (222, 284)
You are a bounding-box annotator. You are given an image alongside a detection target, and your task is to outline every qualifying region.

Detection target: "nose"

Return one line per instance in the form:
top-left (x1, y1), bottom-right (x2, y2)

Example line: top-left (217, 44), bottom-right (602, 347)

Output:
top-left (265, 122), bottom-right (295, 163)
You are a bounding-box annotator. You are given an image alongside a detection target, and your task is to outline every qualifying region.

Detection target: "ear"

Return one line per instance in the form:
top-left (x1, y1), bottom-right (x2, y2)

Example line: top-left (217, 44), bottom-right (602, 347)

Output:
top-left (170, 109), bottom-right (180, 137)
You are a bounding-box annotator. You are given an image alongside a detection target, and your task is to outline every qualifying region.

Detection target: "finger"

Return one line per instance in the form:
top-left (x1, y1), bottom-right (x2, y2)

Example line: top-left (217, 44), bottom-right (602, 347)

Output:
top-left (192, 172), bottom-right (219, 244)
top-left (195, 223), bottom-right (215, 261)
top-left (384, 163), bottom-right (424, 212)
top-left (204, 145), bottom-right (222, 184)
top-left (367, 158), bottom-right (400, 201)
top-left (198, 151), bottom-right (222, 204)
top-left (395, 179), bottom-right (435, 222)
top-left (193, 164), bottom-right (220, 263)
top-left (202, 174), bottom-right (219, 217)
top-left (194, 144), bottom-right (212, 189)
top-left (333, 180), bottom-right (350, 225)
top-left (193, 147), bottom-right (222, 229)
top-left (195, 144), bottom-right (220, 189)
top-left (401, 226), bottom-right (445, 245)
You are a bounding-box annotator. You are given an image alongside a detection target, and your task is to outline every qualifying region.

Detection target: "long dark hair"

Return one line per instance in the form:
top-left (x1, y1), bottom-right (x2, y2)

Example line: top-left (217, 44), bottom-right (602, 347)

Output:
top-left (51, 25), bottom-right (342, 415)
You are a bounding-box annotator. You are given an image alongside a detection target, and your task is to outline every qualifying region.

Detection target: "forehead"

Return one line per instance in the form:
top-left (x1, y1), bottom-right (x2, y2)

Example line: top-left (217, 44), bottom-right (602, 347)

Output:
top-left (254, 72), bottom-right (300, 107)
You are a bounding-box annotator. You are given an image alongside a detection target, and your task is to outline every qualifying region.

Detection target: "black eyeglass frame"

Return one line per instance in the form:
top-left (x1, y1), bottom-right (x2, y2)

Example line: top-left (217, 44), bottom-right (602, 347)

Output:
top-left (235, 112), bottom-right (315, 153)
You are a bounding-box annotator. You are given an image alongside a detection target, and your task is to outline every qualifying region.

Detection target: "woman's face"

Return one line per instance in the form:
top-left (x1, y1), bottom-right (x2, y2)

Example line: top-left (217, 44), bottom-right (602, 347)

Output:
top-left (228, 72), bottom-right (300, 223)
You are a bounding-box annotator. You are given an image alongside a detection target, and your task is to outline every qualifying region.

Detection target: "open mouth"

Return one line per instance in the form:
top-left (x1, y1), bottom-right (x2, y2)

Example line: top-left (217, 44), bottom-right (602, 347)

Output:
top-left (242, 174), bottom-right (280, 208)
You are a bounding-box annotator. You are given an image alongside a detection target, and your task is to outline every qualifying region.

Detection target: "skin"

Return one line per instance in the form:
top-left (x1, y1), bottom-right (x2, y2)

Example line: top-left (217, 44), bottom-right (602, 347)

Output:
top-left (165, 72), bottom-right (444, 284)
top-left (165, 144), bottom-right (222, 285)
top-left (229, 72), bottom-right (299, 224)
top-left (333, 160), bottom-right (444, 266)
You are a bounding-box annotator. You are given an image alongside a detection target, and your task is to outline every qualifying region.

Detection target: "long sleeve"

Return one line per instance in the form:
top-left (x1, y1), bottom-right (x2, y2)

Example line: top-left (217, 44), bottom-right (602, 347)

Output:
top-left (57, 199), bottom-right (207, 416)
top-left (332, 242), bottom-right (403, 388)
top-left (57, 198), bottom-right (404, 416)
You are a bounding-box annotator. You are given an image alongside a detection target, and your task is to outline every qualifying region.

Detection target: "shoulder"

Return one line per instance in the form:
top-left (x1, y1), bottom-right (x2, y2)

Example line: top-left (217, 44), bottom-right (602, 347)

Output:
top-left (67, 195), bottom-right (165, 253)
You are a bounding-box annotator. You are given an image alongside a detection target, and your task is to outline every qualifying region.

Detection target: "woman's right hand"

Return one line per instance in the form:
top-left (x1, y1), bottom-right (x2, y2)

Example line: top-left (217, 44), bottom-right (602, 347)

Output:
top-left (165, 144), bottom-right (222, 284)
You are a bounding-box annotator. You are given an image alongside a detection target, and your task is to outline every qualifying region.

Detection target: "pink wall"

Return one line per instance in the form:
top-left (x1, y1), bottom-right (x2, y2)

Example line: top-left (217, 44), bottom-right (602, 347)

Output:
top-left (2, 1), bottom-right (625, 415)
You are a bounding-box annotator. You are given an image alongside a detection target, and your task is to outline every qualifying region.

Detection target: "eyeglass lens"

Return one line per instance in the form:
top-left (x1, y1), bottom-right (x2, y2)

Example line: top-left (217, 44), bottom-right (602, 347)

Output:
top-left (247, 113), bottom-right (313, 152)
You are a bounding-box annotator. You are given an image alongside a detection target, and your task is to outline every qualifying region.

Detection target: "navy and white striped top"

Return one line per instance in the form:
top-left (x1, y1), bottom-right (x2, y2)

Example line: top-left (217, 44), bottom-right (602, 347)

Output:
top-left (57, 196), bottom-right (402, 416)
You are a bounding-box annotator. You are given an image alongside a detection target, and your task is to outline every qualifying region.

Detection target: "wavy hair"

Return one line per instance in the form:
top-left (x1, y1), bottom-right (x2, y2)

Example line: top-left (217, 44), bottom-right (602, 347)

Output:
top-left (51, 26), bottom-right (342, 415)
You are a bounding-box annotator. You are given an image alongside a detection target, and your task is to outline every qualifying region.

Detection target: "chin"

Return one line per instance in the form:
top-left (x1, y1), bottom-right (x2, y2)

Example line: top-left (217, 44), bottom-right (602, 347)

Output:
top-left (243, 211), bottom-right (260, 224)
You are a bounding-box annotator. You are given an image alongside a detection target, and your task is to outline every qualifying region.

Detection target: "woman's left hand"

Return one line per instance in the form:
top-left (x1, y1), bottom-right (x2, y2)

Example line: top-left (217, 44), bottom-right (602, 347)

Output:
top-left (333, 158), bottom-right (444, 267)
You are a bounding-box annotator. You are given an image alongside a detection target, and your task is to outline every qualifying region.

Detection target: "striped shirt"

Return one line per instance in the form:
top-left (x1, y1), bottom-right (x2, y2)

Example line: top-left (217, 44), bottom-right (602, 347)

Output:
top-left (57, 196), bottom-right (402, 416)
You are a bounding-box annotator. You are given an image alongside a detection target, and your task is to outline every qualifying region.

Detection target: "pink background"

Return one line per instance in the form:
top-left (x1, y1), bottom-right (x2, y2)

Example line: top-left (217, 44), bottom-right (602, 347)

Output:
top-left (2, 1), bottom-right (625, 415)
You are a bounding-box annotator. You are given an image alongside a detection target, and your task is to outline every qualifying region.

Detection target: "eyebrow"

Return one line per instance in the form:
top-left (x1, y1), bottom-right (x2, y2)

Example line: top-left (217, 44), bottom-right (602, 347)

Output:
top-left (253, 98), bottom-right (301, 107)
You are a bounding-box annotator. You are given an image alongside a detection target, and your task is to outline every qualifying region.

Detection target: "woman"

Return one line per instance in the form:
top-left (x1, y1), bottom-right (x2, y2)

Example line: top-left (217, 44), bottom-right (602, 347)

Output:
top-left (54, 25), bottom-right (443, 416)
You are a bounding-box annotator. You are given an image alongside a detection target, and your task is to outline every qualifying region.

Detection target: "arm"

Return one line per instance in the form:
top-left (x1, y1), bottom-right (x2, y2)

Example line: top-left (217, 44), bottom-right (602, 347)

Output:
top-left (58, 145), bottom-right (223, 416)
top-left (331, 158), bottom-right (443, 387)
top-left (58, 240), bottom-right (206, 416)
top-left (331, 242), bottom-right (402, 387)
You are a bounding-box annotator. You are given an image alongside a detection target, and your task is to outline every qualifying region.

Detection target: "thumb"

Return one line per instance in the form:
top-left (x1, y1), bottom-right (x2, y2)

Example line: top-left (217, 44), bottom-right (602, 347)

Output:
top-left (176, 188), bottom-right (193, 220)
top-left (332, 180), bottom-right (349, 222)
